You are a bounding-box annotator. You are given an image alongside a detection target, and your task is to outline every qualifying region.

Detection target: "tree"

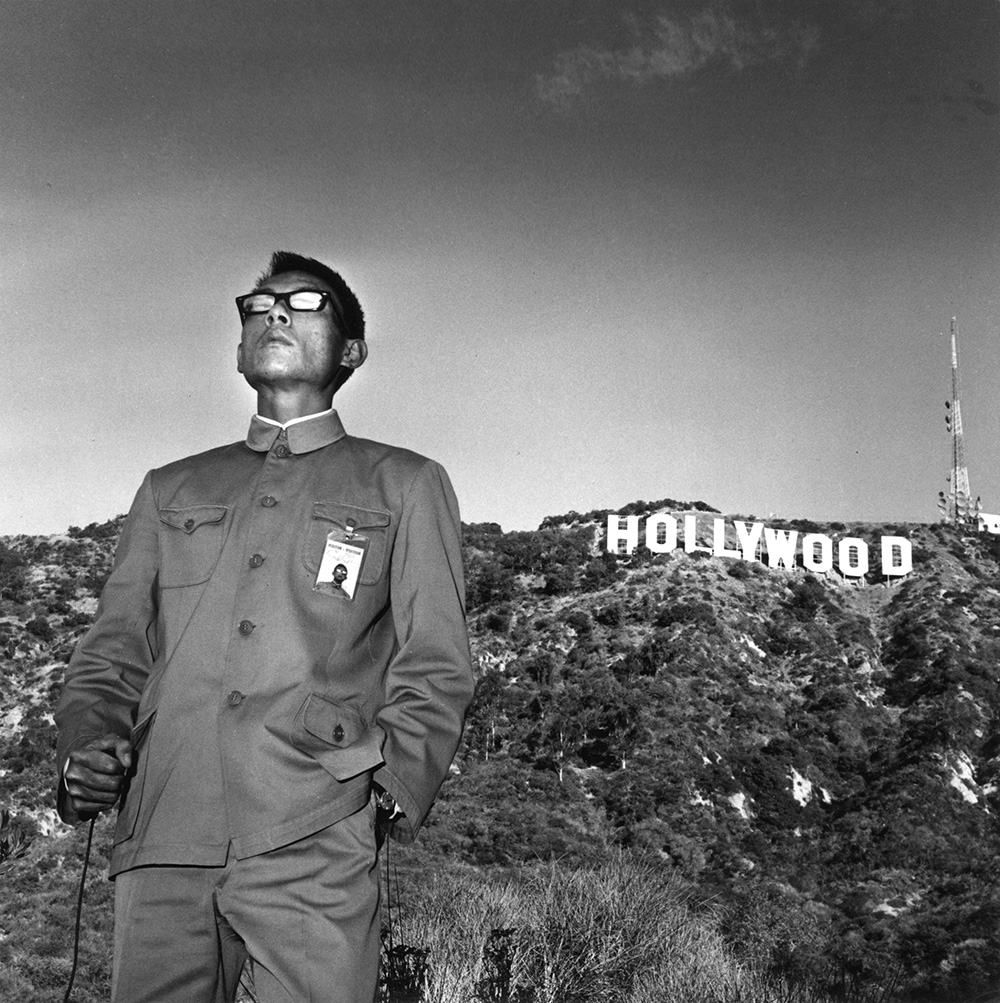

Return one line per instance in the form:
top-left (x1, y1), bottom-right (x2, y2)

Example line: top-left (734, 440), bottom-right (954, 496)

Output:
top-left (0, 544), bottom-right (27, 604)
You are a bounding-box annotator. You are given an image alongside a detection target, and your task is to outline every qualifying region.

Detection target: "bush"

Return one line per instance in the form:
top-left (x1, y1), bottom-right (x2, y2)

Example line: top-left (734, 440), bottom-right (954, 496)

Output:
top-left (655, 601), bottom-right (716, 628)
top-left (785, 576), bottom-right (828, 622)
top-left (395, 854), bottom-right (812, 1003)
top-left (594, 603), bottom-right (623, 627)
top-left (0, 545), bottom-right (27, 604)
top-left (483, 608), bottom-right (511, 634)
top-left (466, 559), bottom-right (516, 610)
top-left (580, 555), bottom-right (621, 592)
top-left (24, 617), bottom-right (54, 643)
top-left (0, 809), bottom-right (29, 869)
top-left (561, 610), bottom-right (591, 635)
top-left (541, 566), bottom-right (575, 596)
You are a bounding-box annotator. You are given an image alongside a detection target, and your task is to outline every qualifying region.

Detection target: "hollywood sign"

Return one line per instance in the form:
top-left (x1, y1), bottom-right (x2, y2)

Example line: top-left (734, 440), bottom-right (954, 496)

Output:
top-left (606, 514), bottom-right (913, 578)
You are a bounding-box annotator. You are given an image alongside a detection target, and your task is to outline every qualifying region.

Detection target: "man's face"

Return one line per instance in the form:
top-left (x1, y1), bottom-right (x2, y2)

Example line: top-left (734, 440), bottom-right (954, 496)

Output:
top-left (236, 270), bottom-right (348, 395)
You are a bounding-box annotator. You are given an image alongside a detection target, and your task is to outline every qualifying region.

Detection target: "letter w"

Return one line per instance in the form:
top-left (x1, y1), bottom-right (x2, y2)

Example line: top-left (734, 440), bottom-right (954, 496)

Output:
top-left (763, 528), bottom-right (798, 570)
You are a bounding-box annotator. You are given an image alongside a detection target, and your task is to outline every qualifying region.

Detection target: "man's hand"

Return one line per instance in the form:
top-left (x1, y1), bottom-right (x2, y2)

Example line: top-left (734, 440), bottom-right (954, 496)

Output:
top-left (64, 735), bottom-right (133, 817)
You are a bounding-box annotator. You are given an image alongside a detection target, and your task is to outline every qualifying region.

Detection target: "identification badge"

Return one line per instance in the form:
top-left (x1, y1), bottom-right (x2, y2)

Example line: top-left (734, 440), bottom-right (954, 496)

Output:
top-left (313, 525), bottom-right (369, 601)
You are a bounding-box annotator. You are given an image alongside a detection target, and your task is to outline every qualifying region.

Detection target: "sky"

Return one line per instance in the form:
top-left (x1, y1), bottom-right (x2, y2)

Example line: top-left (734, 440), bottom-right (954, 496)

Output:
top-left (2, 0), bottom-right (998, 535)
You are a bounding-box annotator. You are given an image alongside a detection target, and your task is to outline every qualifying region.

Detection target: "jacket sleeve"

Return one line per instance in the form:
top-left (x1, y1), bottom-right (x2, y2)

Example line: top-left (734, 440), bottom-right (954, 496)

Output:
top-left (54, 472), bottom-right (160, 824)
top-left (372, 459), bottom-right (474, 843)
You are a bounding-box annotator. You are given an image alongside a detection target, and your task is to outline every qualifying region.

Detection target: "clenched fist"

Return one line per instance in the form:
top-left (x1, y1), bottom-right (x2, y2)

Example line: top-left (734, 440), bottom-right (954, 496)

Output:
top-left (63, 734), bottom-right (133, 818)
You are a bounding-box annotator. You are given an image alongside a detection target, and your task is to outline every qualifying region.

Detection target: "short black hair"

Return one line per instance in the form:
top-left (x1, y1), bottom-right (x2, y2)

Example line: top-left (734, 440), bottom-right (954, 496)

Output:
top-left (256, 251), bottom-right (365, 341)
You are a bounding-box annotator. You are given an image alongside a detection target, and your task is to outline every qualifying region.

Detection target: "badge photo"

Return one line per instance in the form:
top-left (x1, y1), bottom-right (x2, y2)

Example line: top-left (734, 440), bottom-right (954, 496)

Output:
top-left (313, 530), bottom-right (369, 601)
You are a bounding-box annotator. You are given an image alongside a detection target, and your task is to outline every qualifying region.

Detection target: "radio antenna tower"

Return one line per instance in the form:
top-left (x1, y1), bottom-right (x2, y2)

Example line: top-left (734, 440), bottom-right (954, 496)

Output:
top-left (938, 317), bottom-right (980, 525)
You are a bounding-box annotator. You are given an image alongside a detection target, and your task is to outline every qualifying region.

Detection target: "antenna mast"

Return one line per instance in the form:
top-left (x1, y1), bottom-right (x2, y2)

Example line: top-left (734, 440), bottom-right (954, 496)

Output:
top-left (939, 317), bottom-right (978, 525)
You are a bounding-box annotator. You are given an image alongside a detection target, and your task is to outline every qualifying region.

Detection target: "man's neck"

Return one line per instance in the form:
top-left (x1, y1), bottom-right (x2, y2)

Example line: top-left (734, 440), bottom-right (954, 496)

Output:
top-left (255, 388), bottom-right (334, 425)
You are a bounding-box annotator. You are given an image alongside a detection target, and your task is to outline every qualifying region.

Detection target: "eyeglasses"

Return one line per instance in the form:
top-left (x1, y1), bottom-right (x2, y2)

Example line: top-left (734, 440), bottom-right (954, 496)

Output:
top-left (235, 289), bottom-right (338, 323)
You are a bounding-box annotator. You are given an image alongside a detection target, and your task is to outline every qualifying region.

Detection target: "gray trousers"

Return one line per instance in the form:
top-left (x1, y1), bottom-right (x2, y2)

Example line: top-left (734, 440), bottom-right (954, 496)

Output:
top-left (111, 801), bottom-right (381, 1003)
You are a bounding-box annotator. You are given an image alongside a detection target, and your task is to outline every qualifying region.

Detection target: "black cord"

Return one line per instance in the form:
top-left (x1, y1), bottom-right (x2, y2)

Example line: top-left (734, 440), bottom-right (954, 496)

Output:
top-left (62, 816), bottom-right (96, 1003)
top-left (383, 829), bottom-right (393, 958)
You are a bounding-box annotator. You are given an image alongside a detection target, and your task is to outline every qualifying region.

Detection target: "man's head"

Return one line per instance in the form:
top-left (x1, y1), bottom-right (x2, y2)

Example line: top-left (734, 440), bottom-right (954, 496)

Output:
top-left (333, 564), bottom-right (348, 585)
top-left (254, 252), bottom-right (365, 342)
top-left (236, 251), bottom-right (367, 410)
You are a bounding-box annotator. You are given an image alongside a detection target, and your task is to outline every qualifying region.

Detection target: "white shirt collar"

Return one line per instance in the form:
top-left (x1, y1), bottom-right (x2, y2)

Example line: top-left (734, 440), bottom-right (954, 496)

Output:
top-left (253, 407), bottom-right (335, 430)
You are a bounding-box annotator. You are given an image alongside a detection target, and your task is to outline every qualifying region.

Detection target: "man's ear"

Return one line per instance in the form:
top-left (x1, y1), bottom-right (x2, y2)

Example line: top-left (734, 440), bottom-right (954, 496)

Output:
top-left (341, 339), bottom-right (368, 370)
top-left (236, 342), bottom-right (244, 373)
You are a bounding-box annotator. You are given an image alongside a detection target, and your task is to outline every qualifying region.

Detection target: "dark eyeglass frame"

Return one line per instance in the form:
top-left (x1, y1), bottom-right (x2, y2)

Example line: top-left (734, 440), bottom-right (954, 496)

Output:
top-left (235, 289), bottom-right (339, 324)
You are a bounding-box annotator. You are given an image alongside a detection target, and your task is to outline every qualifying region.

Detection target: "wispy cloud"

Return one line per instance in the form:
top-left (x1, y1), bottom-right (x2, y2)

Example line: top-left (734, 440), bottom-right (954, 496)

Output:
top-left (537, 6), bottom-right (820, 109)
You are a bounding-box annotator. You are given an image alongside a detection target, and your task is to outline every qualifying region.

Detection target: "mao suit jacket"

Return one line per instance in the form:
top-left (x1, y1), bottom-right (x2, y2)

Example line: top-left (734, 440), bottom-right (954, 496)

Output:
top-left (54, 411), bottom-right (474, 876)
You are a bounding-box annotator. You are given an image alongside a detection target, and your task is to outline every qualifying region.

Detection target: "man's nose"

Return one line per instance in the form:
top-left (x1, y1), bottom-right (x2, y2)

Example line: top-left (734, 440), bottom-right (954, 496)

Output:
top-left (266, 297), bottom-right (291, 324)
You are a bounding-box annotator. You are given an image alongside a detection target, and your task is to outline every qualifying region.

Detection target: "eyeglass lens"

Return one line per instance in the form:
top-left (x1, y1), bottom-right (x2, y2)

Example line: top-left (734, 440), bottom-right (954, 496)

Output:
top-left (240, 291), bottom-right (327, 315)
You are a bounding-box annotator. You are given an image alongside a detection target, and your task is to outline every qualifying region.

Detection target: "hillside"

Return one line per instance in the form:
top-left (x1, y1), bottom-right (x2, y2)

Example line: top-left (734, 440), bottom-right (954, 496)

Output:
top-left (0, 505), bottom-right (998, 1002)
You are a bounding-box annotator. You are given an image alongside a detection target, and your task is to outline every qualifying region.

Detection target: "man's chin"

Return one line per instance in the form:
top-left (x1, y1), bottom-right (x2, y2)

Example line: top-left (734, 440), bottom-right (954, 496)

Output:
top-left (243, 362), bottom-right (299, 387)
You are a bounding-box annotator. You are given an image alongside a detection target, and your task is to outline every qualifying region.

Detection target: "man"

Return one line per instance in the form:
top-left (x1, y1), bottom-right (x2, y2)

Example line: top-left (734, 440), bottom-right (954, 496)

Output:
top-left (54, 251), bottom-right (474, 1003)
top-left (321, 564), bottom-right (353, 599)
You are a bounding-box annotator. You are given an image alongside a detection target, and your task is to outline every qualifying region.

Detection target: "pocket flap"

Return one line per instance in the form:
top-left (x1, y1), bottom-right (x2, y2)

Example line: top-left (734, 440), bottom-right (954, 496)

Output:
top-left (159, 505), bottom-right (228, 534)
top-left (311, 502), bottom-right (390, 532)
top-left (293, 694), bottom-right (385, 782)
top-left (302, 694), bottom-right (367, 746)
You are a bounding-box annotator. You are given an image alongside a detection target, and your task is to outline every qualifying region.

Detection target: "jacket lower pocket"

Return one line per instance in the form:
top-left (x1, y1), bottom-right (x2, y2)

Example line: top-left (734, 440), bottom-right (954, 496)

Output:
top-left (113, 709), bottom-right (156, 846)
top-left (289, 694), bottom-right (385, 781)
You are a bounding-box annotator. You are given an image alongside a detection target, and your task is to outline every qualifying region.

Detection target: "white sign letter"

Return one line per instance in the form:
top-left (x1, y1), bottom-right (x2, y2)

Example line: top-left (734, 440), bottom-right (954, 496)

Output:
top-left (735, 521), bottom-right (764, 562)
top-left (881, 536), bottom-right (913, 577)
top-left (801, 534), bottom-right (833, 573)
top-left (607, 514), bottom-right (639, 555)
top-left (645, 514), bottom-right (678, 553)
top-left (684, 515), bottom-right (702, 553)
top-left (713, 518), bottom-right (741, 560)
top-left (764, 528), bottom-right (798, 570)
top-left (838, 537), bottom-right (869, 577)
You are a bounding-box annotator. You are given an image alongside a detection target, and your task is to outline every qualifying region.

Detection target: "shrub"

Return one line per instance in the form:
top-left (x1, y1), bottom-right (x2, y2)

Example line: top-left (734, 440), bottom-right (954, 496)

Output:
top-left (655, 601), bottom-right (716, 628)
top-left (0, 545), bottom-right (27, 604)
top-left (785, 576), bottom-right (828, 622)
top-left (24, 617), bottom-right (54, 643)
top-left (483, 608), bottom-right (512, 634)
top-left (594, 603), bottom-right (623, 627)
top-left (466, 559), bottom-right (516, 610)
top-left (0, 809), bottom-right (29, 870)
top-left (561, 610), bottom-right (592, 635)
top-left (394, 854), bottom-right (807, 1003)
top-left (580, 555), bottom-right (621, 592)
top-left (541, 566), bottom-right (575, 596)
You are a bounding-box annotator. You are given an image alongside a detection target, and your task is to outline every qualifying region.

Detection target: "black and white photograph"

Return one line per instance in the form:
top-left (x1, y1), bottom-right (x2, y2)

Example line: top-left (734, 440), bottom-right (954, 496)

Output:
top-left (1, 2), bottom-right (998, 1001)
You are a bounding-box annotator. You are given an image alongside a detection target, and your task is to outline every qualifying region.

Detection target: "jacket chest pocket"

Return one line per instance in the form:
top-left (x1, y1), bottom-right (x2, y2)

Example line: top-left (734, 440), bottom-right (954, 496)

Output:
top-left (301, 502), bottom-right (392, 586)
top-left (157, 505), bottom-right (229, 587)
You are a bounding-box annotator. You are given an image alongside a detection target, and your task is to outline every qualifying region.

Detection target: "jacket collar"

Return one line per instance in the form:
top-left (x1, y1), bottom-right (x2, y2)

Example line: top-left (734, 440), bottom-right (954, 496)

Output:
top-left (245, 410), bottom-right (347, 455)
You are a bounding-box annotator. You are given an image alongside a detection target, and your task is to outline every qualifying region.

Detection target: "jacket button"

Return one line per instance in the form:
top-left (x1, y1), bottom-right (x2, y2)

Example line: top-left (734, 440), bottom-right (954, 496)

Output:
top-left (238, 620), bottom-right (255, 635)
top-left (227, 690), bottom-right (245, 706)
top-left (333, 724), bottom-right (344, 743)
top-left (275, 444), bottom-right (290, 458)
top-left (249, 554), bottom-right (264, 568)
top-left (184, 518), bottom-right (195, 530)
top-left (261, 495), bottom-right (277, 508)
